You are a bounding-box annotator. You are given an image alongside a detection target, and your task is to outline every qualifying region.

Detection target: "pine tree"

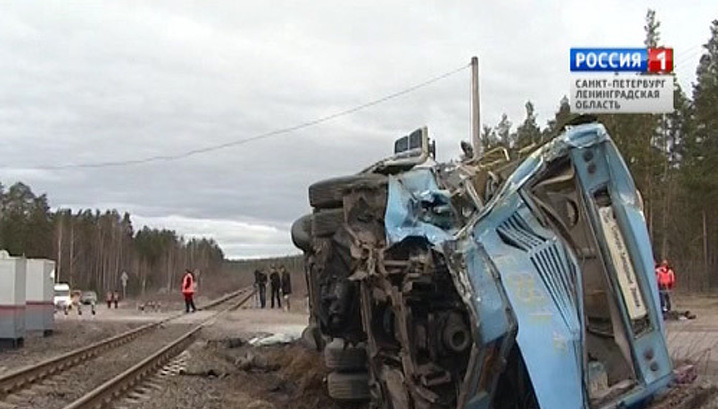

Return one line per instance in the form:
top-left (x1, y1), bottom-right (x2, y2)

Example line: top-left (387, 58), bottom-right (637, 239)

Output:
top-left (685, 20), bottom-right (718, 288)
top-left (644, 9), bottom-right (661, 48)
top-left (495, 114), bottom-right (513, 149)
top-left (481, 124), bottom-right (498, 149)
top-left (544, 96), bottom-right (572, 137)
top-left (515, 101), bottom-right (542, 149)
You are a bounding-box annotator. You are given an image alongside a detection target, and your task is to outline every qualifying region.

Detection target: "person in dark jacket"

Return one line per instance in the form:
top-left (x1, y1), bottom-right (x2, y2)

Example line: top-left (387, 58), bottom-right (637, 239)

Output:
top-left (254, 269), bottom-right (267, 308)
top-left (280, 266), bottom-right (292, 312)
top-left (269, 265), bottom-right (281, 309)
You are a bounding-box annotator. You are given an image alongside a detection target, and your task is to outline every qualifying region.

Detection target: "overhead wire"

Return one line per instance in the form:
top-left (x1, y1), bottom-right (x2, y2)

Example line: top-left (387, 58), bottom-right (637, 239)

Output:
top-left (26, 63), bottom-right (470, 170)
top-left (674, 43), bottom-right (703, 60)
top-left (674, 49), bottom-right (705, 70)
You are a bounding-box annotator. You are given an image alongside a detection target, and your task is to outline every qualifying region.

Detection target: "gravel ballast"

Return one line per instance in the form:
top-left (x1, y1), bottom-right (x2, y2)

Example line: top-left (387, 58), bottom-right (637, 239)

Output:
top-left (0, 320), bottom-right (144, 375)
top-left (1, 323), bottom-right (195, 409)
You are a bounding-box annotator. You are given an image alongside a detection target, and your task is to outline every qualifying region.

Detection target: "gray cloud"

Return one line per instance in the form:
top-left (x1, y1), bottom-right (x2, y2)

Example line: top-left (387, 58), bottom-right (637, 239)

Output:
top-left (0, 0), bottom-right (715, 258)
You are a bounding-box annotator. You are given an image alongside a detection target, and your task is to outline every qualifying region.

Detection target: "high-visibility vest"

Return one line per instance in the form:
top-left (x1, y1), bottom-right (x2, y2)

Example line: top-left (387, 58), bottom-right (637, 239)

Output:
top-left (182, 273), bottom-right (195, 295)
top-left (656, 266), bottom-right (675, 289)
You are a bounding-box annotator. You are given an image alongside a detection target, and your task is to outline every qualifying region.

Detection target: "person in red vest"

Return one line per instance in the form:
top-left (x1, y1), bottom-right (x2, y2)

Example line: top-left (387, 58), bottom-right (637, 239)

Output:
top-left (182, 269), bottom-right (197, 313)
top-left (655, 259), bottom-right (676, 312)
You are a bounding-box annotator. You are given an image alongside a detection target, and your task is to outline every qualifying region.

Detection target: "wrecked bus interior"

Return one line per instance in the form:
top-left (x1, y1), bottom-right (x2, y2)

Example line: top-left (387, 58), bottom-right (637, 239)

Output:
top-left (291, 118), bottom-right (673, 409)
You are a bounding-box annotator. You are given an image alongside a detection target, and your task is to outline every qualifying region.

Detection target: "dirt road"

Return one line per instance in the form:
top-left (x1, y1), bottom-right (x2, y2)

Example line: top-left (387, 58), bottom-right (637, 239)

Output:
top-left (666, 295), bottom-right (718, 382)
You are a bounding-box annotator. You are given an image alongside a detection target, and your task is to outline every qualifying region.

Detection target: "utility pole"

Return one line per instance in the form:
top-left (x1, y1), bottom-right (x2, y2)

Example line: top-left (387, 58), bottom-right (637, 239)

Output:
top-left (470, 56), bottom-right (482, 159)
top-left (56, 211), bottom-right (62, 284)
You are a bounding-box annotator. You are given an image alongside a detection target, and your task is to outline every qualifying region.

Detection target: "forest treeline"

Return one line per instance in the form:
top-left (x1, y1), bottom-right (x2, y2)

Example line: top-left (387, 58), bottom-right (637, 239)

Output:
top-left (485, 11), bottom-right (718, 291)
top-left (0, 181), bottom-right (224, 296)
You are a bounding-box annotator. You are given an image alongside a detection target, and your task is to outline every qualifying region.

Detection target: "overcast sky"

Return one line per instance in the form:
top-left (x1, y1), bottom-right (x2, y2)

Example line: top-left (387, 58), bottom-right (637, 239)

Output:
top-left (1, 1), bottom-right (716, 259)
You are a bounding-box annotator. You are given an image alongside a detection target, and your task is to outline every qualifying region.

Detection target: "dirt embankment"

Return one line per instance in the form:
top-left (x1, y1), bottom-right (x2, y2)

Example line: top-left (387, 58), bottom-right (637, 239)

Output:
top-left (179, 338), bottom-right (357, 409)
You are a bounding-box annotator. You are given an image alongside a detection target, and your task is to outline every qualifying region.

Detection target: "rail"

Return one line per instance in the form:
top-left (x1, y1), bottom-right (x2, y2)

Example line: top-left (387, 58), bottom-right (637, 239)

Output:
top-left (61, 289), bottom-right (255, 409)
top-left (0, 286), bottom-right (252, 398)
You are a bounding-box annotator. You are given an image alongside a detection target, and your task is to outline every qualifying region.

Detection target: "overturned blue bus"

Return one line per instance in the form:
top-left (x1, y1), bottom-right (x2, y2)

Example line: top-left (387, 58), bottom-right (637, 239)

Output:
top-left (292, 118), bottom-right (673, 409)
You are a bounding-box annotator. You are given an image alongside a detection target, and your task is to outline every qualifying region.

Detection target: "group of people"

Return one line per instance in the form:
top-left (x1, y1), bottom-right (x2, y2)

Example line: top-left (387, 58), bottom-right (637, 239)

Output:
top-left (253, 265), bottom-right (292, 310)
top-left (105, 291), bottom-right (120, 309)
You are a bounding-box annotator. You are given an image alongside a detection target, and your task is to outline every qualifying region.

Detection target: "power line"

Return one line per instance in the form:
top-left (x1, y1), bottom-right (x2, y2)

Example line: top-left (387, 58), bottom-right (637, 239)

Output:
top-left (675, 43), bottom-right (703, 60)
top-left (674, 48), bottom-right (705, 70)
top-left (28, 63), bottom-right (470, 170)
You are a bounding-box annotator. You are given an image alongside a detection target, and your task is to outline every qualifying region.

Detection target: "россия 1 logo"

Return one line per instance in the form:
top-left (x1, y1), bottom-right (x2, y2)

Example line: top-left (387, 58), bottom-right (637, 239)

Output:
top-left (569, 47), bottom-right (675, 114)
top-left (570, 48), bottom-right (673, 73)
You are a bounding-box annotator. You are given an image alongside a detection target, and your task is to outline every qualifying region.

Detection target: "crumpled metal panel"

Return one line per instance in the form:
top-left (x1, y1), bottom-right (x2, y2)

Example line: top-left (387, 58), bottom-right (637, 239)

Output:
top-left (455, 243), bottom-right (517, 409)
top-left (478, 123), bottom-right (609, 220)
top-left (477, 197), bottom-right (586, 409)
top-left (385, 167), bottom-right (455, 246)
top-left (385, 168), bottom-right (518, 408)
top-left (497, 212), bottom-right (581, 334)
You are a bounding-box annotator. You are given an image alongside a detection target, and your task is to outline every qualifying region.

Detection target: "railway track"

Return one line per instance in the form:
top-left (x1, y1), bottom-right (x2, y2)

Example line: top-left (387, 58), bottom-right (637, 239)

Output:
top-left (0, 287), bottom-right (254, 409)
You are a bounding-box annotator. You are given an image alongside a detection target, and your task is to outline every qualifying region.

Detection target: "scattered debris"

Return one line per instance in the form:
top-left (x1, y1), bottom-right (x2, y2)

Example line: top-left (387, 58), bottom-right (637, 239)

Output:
top-left (674, 364), bottom-right (699, 385)
top-left (650, 383), bottom-right (718, 409)
top-left (665, 310), bottom-right (697, 320)
top-left (247, 400), bottom-right (277, 409)
top-left (248, 333), bottom-right (299, 346)
top-left (180, 368), bottom-right (226, 378)
top-left (235, 351), bottom-right (279, 373)
top-left (299, 325), bottom-right (320, 351)
top-left (225, 337), bottom-right (245, 349)
top-left (137, 301), bottom-right (163, 313)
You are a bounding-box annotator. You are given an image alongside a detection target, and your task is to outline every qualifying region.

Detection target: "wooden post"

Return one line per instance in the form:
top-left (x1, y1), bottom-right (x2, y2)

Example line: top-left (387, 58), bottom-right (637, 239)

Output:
top-left (471, 56), bottom-right (482, 159)
top-left (56, 212), bottom-right (63, 283)
top-left (703, 209), bottom-right (709, 291)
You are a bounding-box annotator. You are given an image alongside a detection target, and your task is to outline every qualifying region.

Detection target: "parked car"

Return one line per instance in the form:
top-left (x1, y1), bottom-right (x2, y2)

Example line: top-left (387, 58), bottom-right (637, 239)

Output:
top-left (292, 117), bottom-right (674, 408)
top-left (53, 283), bottom-right (71, 310)
top-left (81, 291), bottom-right (98, 305)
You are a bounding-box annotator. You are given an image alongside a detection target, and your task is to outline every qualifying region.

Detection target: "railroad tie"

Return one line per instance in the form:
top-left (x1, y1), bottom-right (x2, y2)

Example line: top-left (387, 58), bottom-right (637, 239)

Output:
top-left (2, 394), bottom-right (25, 405)
top-left (29, 384), bottom-right (52, 394)
top-left (0, 400), bottom-right (16, 409)
top-left (144, 381), bottom-right (164, 392)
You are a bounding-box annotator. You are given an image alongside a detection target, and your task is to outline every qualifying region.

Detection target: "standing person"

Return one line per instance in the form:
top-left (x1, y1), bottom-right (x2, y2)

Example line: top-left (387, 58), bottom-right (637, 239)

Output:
top-left (182, 269), bottom-right (197, 313)
top-left (258, 269), bottom-right (268, 308)
top-left (280, 266), bottom-right (292, 312)
top-left (72, 291), bottom-right (83, 315)
top-left (655, 260), bottom-right (676, 313)
top-left (269, 266), bottom-right (281, 309)
top-left (253, 270), bottom-right (262, 308)
top-left (113, 291), bottom-right (120, 309)
top-left (106, 291), bottom-right (113, 309)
